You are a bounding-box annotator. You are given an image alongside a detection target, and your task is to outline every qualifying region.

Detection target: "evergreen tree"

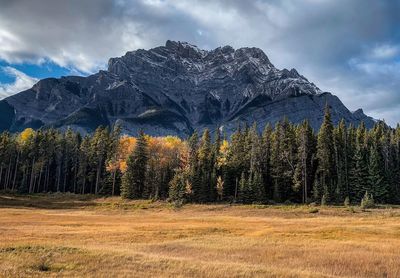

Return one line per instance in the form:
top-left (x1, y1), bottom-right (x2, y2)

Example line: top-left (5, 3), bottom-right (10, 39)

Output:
top-left (349, 122), bottom-right (369, 201)
top-left (107, 125), bottom-right (122, 196)
top-left (333, 120), bottom-right (347, 202)
top-left (197, 129), bottom-right (213, 202)
top-left (238, 172), bottom-right (250, 203)
top-left (78, 136), bottom-right (91, 194)
top-left (3, 112), bottom-right (400, 206)
top-left (389, 126), bottom-right (400, 203)
top-left (293, 120), bottom-right (316, 203)
top-left (251, 170), bottom-right (265, 203)
top-left (271, 119), bottom-right (296, 202)
top-left (168, 169), bottom-right (187, 203)
top-left (368, 146), bottom-right (388, 202)
top-left (261, 124), bottom-right (273, 200)
top-left (225, 126), bottom-right (246, 199)
top-left (187, 131), bottom-right (201, 201)
top-left (314, 105), bottom-right (336, 203)
top-left (247, 124), bottom-right (266, 203)
top-left (121, 131), bottom-right (148, 199)
top-left (209, 129), bottom-right (222, 199)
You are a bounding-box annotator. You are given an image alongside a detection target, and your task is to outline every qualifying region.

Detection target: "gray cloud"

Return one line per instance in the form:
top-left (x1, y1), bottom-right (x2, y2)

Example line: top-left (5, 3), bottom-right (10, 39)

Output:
top-left (0, 67), bottom-right (38, 98)
top-left (0, 0), bottom-right (399, 124)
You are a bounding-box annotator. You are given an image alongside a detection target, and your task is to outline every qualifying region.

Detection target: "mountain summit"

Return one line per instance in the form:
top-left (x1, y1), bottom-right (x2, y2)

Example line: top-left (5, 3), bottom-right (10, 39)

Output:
top-left (0, 40), bottom-right (374, 136)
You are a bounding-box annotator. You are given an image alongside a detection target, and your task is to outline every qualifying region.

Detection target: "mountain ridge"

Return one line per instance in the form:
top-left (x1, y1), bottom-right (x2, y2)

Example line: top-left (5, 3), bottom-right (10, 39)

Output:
top-left (0, 40), bottom-right (375, 136)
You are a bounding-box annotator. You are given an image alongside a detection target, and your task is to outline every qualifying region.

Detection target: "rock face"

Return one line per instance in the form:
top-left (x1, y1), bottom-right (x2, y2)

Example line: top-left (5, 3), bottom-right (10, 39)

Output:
top-left (0, 40), bottom-right (375, 136)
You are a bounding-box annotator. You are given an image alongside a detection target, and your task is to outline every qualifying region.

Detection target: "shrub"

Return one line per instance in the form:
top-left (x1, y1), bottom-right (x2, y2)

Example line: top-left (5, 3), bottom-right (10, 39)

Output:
top-left (309, 208), bottom-right (319, 214)
top-left (360, 191), bottom-right (375, 209)
top-left (347, 207), bottom-right (356, 213)
top-left (172, 199), bottom-right (184, 209)
top-left (284, 200), bottom-right (293, 205)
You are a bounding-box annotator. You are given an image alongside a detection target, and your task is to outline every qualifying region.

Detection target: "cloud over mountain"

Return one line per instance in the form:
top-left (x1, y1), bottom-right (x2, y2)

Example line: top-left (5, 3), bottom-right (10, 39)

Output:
top-left (0, 67), bottom-right (38, 99)
top-left (0, 0), bottom-right (399, 124)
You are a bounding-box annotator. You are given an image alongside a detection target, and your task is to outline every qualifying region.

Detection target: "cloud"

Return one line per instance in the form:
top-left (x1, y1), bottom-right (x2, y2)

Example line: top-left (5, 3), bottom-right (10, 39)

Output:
top-left (0, 0), bottom-right (400, 124)
top-left (369, 44), bottom-right (400, 60)
top-left (0, 67), bottom-right (38, 99)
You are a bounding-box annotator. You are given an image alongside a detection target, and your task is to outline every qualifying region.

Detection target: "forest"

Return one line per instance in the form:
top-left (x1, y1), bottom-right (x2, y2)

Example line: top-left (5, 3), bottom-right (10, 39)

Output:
top-left (0, 106), bottom-right (399, 205)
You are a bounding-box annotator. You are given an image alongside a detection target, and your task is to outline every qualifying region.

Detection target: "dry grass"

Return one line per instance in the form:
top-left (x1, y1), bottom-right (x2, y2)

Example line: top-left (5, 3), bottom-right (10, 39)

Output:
top-left (1, 194), bottom-right (400, 277)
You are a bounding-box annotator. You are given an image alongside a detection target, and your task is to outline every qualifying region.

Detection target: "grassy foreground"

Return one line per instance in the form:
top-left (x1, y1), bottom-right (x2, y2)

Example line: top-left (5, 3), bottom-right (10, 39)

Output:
top-left (0, 194), bottom-right (400, 277)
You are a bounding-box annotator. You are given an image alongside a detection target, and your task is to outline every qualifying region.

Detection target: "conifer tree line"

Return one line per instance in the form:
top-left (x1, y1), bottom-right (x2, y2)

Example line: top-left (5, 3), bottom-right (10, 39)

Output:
top-left (1, 106), bottom-right (400, 205)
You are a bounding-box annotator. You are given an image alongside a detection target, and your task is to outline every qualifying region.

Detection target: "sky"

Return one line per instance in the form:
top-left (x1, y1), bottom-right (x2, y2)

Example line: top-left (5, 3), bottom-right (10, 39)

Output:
top-left (0, 0), bottom-right (399, 125)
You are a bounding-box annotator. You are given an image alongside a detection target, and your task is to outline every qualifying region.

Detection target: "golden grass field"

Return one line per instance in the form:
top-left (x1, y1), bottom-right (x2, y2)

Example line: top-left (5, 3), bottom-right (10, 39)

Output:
top-left (0, 194), bottom-right (400, 277)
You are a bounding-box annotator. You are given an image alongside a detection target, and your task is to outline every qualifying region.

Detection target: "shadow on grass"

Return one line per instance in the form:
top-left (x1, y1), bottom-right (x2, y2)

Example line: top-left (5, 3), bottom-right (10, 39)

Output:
top-left (0, 192), bottom-right (99, 210)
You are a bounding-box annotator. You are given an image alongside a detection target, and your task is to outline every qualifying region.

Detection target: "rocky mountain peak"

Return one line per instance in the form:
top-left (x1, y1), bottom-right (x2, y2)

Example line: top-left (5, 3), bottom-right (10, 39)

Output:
top-left (165, 40), bottom-right (206, 59)
top-left (0, 41), bottom-right (376, 136)
top-left (235, 47), bottom-right (272, 65)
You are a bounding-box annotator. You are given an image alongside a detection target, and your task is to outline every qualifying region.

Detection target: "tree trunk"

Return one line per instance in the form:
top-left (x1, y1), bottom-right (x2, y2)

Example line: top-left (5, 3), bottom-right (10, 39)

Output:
top-left (32, 175), bottom-right (38, 193)
top-left (12, 151), bottom-right (20, 191)
top-left (112, 169), bottom-right (117, 196)
top-left (21, 167), bottom-right (27, 192)
top-left (5, 157), bottom-right (12, 190)
top-left (304, 160), bottom-right (307, 204)
top-left (0, 167), bottom-right (3, 190)
top-left (234, 177), bottom-right (238, 201)
top-left (45, 163), bottom-right (51, 192)
top-left (37, 164), bottom-right (44, 193)
top-left (82, 176), bottom-right (86, 194)
top-left (29, 158), bottom-right (36, 193)
top-left (95, 160), bottom-right (102, 195)
top-left (73, 160), bottom-right (78, 194)
top-left (63, 167), bottom-right (67, 193)
top-left (57, 163), bottom-right (61, 192)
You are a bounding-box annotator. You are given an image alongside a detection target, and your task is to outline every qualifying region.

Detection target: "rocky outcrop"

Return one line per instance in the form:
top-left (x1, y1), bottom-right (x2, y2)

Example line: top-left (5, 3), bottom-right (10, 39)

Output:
top-left (0, 40), bottom-right (375, 136)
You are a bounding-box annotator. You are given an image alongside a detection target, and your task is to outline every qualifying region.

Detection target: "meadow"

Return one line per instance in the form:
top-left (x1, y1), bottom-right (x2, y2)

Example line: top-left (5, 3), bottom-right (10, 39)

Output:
top-left (0, 194), bottom-right (400, 277)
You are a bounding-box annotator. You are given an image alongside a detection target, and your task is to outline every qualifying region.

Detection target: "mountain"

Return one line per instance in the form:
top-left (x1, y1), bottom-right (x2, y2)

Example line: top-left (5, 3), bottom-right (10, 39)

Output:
top-left (0, 40), bottom-right (375, 136)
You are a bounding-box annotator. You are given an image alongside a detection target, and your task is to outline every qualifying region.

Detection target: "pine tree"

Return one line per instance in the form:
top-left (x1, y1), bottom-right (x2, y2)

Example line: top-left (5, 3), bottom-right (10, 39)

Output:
top-left (368, 146), bottom-right (388, 202)
top-left (251, 170), bottom-right (265, 203)
top-left (349, 122), bottom-right (369, 201)
top-left (168, 169), bottom-right (187, 203)
top-left (5, 109), bottom-right (400, 206)
top-left (315, 105), bottom-right (336, 203)
top-left (293, 120), bottom-right (315, 203)
top-left (247, 124), bottom-right (266, 203)
top-left (209, 128), bottom-right (222, 201)
top-left (346, 124), bottom-right (357, 199)
top-left (238, 172), bottom-right (250, 203)
top-left (107, 125), bottom-right (122, 196)
top-left (271, 119), bottom-right (296, 202)
top-left (261, 124), bottom-right (273, 199)
top-left (389, 125), bottom-right (400, 203)
top-left (101, 169), bottom-right (122, 195)
top-left (225, 126), bottom-right (247, 199)
top-left (197, 129), bottom-right (213, 202)
top-left (78, 136), bottom-right (91, 194)
top-left (187, 131), bottom-right (201, 201)
top-left (121, 131), bottom-right (148, 199)
top-left (333, 120), bottom-right (347, 202)
top-left (90, 127), bottom-right (110, 194)
top-left (249, 124), bottom-right (261, 174)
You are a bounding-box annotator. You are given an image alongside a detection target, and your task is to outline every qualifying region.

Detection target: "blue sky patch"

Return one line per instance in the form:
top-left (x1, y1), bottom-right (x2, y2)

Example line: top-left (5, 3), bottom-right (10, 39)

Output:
top-left (0, 60), bottom-right (86, 84)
